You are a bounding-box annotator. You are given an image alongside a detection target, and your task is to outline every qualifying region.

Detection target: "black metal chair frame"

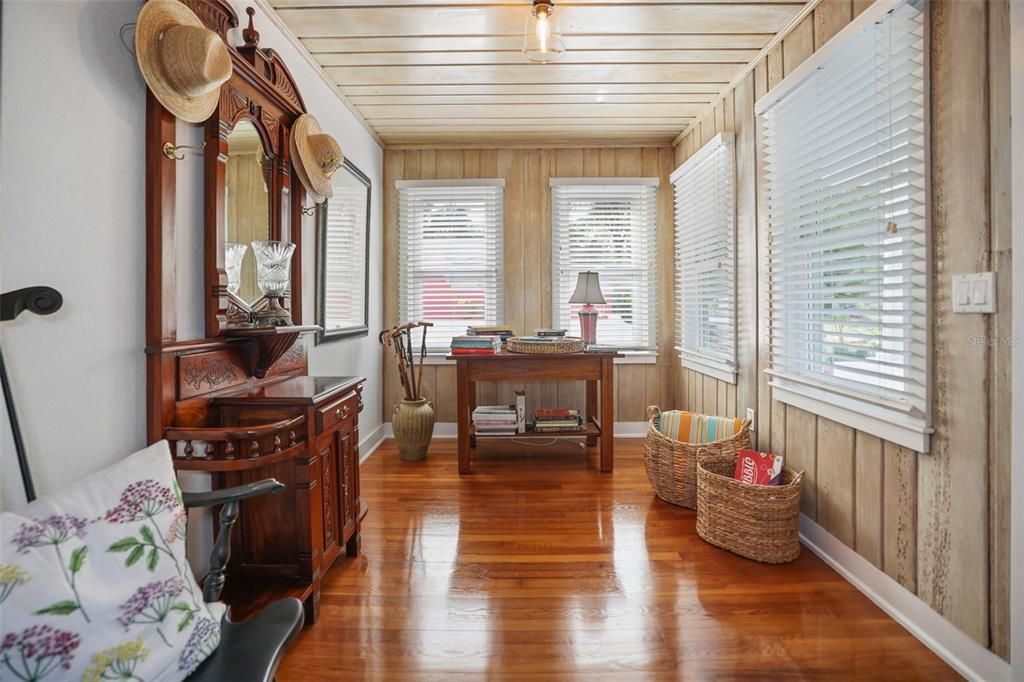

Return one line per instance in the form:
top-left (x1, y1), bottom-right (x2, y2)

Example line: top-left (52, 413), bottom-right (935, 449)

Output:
top-left (2, 287), bottom-right (304, 682)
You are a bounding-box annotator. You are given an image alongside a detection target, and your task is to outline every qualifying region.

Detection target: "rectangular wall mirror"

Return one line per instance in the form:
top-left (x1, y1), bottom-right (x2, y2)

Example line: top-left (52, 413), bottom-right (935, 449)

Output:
top-left (316, 158), bottom-right (371, 342)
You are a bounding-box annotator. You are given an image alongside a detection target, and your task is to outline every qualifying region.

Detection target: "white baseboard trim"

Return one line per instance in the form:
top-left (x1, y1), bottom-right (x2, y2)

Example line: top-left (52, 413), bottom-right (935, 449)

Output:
top-left (799, 516), bottom-right (1010, 682)
top-left (382, 421), bottom-right (649, 439)
top-left (358, 424), bottom-right (386, 464)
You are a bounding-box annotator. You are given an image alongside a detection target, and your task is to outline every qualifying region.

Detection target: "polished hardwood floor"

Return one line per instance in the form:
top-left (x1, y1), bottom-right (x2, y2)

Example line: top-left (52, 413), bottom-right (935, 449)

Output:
top-left (277, 438), bottom-right (958, 680)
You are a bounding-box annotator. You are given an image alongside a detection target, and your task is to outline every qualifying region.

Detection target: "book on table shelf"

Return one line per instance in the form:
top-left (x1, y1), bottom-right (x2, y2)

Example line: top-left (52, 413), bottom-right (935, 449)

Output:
top-left (472, 405), bottom-right (518, 435)
top-left (532, 407), bottom-right (584, 432)
top-left (451, 347), bottom-right (500, 356)
top-left (515, 390), bottom-right (526, 433)
top-left (466, 326), bottom-right (515, 345)
top-left (534, 408), bottom-right (580, 419)
top-left (534, 425), bottom-right (585, 433)
top-left (451, 334), bottom-right (502, 355)
top-left (584, 344), bottom-right (618, 353)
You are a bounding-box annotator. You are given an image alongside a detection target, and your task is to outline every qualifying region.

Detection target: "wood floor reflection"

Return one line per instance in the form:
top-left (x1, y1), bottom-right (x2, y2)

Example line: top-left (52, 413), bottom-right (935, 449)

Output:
top-left (277, 438), bottom-right (957, 681)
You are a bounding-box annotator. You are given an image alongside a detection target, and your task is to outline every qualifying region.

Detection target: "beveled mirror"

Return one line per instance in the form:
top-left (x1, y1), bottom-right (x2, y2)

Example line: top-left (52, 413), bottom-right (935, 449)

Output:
top-left (224, 119), bottom-right (271, 306)
top-left (202, 13), bottom-right (309, 336)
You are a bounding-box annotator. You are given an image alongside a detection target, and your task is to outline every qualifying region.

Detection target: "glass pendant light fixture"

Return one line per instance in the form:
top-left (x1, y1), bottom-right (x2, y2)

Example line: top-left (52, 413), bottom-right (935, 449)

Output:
top-left (523, 0), bottom-right (565, 63)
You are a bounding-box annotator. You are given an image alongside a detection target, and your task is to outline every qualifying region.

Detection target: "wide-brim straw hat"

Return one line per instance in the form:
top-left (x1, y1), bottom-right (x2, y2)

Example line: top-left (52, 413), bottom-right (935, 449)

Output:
top-left (135, 0), bottom-right (233, 123)
top-left (292, 114), bottom-right (344, 203)
top-left (290, 132), bottom-right (326, 205)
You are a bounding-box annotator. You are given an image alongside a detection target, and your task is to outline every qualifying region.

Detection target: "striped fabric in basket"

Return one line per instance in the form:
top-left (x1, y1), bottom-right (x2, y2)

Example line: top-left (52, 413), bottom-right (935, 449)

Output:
top-left (656, 410), bottom-right (745, 443)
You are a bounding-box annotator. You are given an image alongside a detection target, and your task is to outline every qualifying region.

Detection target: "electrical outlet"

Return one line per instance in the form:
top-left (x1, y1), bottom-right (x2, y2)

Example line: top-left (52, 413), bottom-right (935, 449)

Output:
top-left (746, 408), bottom-right (756, 431)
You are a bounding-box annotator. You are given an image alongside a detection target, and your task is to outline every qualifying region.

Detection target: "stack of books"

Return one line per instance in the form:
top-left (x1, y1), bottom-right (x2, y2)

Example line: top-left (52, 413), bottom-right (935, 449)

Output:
top-left (513, 336), bottom-right (565, 346)
top-left (450, 335), bottom-right (502, 355)
top-left (534, 328), bottom-right (567, 338)
top-left (473, 405), bottom-right (518, 436)
top-left (467, 325), bottom-right (515, 345)
top-left (533, 408), bottom-right (584, 433)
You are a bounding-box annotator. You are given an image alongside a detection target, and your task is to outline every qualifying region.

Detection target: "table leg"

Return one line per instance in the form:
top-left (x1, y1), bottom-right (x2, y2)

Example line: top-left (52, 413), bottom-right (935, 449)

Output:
top-left (469, 381), bottom-right (477, 448)
top-left (457, 361), bottom-right (471, 474)
top-left (585, 379), bottom-right (599, 447)
top-left (600, 358), bottom-right (614, 472)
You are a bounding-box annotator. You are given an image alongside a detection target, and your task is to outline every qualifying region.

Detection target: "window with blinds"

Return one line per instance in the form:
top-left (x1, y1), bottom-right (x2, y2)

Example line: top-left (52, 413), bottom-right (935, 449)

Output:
top-left (550, 179), bottom-right (658, 351)
top-left (757, 0), bottom-right (929, 451)
top-left (671, 133), bottom-right (737, 383)
top-left (397, 179), bottom-right (504, 352)
top-left (317, 161), bottom-right (370, 340)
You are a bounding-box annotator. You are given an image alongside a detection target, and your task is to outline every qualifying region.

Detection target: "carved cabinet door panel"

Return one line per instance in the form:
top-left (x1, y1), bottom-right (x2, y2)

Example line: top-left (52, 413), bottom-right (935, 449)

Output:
top-left (318, 438), bottom-right (341, 565)
top-left (338, 422), bottom-right (356, 541)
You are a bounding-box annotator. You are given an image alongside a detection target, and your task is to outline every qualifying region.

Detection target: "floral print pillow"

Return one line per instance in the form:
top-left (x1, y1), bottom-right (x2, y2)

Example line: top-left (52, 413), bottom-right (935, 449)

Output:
top-left (1, 441), bottom-right (225, 681)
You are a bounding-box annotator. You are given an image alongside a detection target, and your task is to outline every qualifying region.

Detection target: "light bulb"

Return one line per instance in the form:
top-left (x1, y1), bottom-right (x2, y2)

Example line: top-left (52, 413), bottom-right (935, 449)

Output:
top-left (536, 11), bottom-right (550, 54)
top-left (523, 0), bottom-right (565, 63)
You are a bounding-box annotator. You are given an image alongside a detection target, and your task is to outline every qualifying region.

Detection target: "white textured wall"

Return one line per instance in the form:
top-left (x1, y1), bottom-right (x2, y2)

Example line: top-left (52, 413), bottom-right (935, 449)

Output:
top-left (0, 0), bottom-right (383, 510)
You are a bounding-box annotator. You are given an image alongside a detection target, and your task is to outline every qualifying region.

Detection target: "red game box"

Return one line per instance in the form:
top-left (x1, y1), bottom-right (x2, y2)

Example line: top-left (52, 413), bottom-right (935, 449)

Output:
top-left (734, 449), bottom-right (784, 486)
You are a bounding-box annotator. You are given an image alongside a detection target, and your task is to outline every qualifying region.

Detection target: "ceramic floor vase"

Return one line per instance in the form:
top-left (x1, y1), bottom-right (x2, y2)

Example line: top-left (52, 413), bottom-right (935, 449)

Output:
top-left (393, 398), bottom-right (434, 460)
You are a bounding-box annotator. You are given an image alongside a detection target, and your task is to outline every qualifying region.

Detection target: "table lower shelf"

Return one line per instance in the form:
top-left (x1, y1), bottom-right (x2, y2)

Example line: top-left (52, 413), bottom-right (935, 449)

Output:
top-left (471, 422), bottom-right (600, 440)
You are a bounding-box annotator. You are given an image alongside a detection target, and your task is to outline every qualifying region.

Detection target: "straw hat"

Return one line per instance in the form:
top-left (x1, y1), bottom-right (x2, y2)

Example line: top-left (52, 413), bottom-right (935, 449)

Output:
top-left (291, 114), bottom-right (344, 204)
top-left (135, 0), bottom-right (233, 123)
top-left (290, 132), bottom-right (325, 205)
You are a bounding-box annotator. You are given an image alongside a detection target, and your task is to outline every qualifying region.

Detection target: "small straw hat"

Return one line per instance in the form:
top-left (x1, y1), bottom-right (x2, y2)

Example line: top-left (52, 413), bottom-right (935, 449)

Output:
top-left (291, 114), bottom-right (344, 204)
top-left (135, 0), bottom-right (233, 123)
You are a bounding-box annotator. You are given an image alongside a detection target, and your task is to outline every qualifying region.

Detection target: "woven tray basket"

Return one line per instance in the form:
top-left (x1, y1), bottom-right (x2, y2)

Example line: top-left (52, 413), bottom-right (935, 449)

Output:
top-left (696, 454), bottom-right (804, 564)
top-left (642, 406), bottom-right (751, 509)
top-left (505, 337), bottom-right (585, 354)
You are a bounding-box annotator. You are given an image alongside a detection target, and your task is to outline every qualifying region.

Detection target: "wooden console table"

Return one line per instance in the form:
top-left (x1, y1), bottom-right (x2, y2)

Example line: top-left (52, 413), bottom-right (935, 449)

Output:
top-left (447, 351), bottom-right (621, 474)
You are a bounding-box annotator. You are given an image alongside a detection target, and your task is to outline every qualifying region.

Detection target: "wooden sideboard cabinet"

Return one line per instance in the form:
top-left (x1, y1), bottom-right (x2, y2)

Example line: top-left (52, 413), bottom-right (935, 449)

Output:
top-left (208, 375), bottom-right (366, 623)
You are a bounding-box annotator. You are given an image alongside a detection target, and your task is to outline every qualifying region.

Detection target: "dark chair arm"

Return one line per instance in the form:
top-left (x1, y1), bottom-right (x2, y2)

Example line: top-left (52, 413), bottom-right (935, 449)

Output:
top-left (183, 479), bottom-right (285, 603)
top-left (182, 479), bottom-right (285, 509)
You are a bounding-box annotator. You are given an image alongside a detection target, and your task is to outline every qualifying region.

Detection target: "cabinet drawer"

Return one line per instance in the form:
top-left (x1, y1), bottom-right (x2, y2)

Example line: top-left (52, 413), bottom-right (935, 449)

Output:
top-left (317, 392), bottom-right (359, 433)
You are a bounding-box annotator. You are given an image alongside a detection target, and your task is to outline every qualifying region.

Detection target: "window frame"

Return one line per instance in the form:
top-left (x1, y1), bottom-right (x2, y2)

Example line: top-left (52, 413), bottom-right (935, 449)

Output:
top-left (549, 177), bottom-right (660, 353)
top-left (315, 158), bottom-right (372, 343)
top-left (396, 178), bottom-right (506, 353)
top-left (755, 0), bottom-right (932, 452)
top-left (672, 132), bottom-right (738, 384)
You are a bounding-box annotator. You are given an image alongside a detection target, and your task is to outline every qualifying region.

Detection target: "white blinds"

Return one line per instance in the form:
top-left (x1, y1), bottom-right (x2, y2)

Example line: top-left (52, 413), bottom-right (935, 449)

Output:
top-left (550, 179), bottom-right (659, 351)
top-left (671, 133), bottom-right (737, 382)
top-left (758, 0), bottom-right (928, 450)
top-left (320, 175), bottom-right (368, 335)
top-left (397, 180), bottom-right (504, 352)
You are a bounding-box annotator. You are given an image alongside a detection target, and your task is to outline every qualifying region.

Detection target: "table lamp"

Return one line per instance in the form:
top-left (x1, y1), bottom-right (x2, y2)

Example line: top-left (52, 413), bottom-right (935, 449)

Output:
top-left (569, 271), bottom-right (605, 345)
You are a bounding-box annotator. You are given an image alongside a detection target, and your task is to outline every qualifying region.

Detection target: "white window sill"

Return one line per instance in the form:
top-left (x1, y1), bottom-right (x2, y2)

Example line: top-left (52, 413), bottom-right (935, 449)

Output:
top-left (676, 347), bottom-right (737, 384)
top-left (615, 351), bottom-right (658, 365)
top-left (420, 351), bottom-right (658, 366)
top-left (768, 375), bottom-right (931, 453)
top-left (422, 354), bottom-right (454, 365)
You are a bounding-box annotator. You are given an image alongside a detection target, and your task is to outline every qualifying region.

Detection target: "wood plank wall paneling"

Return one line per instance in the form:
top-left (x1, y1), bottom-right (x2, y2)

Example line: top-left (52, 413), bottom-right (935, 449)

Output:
top-left (382, 146), bottom-right (678, 425)
top-left (987, 0), bottom-right (1012, 659)
top-left (918, 0), bottom-right (990, 644)
top-left (671, 0), bottom-right (1011, 658)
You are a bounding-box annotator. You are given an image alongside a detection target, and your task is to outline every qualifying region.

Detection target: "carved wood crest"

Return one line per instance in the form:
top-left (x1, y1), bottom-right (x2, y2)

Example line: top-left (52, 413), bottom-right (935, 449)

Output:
top-left (180, 0), bottom-right (237, 40)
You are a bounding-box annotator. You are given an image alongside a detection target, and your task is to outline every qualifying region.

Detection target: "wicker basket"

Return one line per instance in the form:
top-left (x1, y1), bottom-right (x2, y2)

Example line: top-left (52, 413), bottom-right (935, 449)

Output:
top-left (505, 337), bottom-right (585, 354)
top-left (642, 406), bottom-right (751, 509)
top-left (696, 454), bottom-right (804, 564)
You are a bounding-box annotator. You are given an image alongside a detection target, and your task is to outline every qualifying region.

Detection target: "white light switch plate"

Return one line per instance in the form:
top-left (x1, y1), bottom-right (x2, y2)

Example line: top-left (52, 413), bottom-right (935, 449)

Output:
top-left (746, 408), bottom-right (756, 431)
top-left (952, 272), bottom-right (996, 313)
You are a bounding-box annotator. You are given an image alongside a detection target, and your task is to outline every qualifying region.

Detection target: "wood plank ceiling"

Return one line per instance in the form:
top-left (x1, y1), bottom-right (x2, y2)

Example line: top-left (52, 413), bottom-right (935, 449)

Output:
top-left (270, 0), bottom-right (808, 146)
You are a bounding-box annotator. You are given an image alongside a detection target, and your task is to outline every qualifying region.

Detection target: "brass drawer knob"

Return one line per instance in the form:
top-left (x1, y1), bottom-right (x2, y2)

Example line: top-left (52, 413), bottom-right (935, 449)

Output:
top-left (336, 405), bottom-right (350, 420)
